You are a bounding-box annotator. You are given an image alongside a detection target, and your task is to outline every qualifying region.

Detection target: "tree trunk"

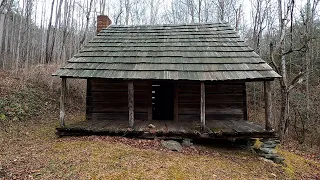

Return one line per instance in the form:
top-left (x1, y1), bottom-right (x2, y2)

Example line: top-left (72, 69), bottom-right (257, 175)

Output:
top-left (80, 0), bottom-right (94, 46)
top-left (279, 84), bottom-right (288, 140)
top-left (0, 12), bottom-right (5, 59)
top-left (49, 0), bottom-right (64, 63)
top-left (125, 0), bottom-right (130, 25)
top-left (45, 0), bottom-right (55, 63)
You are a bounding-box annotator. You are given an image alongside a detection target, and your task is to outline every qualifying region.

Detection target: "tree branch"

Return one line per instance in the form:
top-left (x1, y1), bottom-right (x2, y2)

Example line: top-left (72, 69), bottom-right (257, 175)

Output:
top-left (287, 71), bottom-right (307, 93)
top-left (282, 45), bottom-right (306, 56)
top-left (269, 42), bottom-right (280, 74)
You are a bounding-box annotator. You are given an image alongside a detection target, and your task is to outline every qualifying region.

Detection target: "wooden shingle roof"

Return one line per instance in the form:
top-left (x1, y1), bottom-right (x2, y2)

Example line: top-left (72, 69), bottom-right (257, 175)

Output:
top-left (53, 23), bottom-right (280, 81)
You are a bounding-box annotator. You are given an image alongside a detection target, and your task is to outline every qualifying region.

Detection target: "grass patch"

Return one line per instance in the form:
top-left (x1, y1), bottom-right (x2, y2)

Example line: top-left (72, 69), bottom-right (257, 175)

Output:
top-left (279, 149), bottom-right (320, 178)
top-left (1, 117), bottom-right (319, 179)
top-left (0, 87), bottom-right (58, 122)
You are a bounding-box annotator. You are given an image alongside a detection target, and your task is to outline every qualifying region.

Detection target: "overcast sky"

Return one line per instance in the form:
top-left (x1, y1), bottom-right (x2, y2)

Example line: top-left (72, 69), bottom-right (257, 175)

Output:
top-left (27, 0), bottom-right (311, 28)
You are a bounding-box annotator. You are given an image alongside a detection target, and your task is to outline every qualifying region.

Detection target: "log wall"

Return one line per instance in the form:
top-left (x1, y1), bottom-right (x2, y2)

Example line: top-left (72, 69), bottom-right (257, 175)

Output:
top-left (86, 78), bottom-right (149, 121)
top-left (177, 81), bottom-right (247, 121)
top-left (178, 81), bottom-right (201, 121)
top-left (86, 79), bottom-right (247, 122)
top-left (205, 81), bottom-right (247, 120)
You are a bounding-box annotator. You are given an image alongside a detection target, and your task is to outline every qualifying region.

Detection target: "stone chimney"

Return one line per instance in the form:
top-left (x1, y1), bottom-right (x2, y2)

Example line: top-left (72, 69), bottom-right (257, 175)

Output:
top-left (97, 15), bottom-right (112, 33)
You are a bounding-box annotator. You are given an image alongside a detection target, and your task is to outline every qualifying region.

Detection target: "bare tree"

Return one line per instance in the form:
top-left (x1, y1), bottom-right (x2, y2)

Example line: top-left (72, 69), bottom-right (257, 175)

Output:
top-left (303, 0), bottom-right (320, 121)
top-left (45, 0), bottom-right (55, 63)
top-left (250, 0), bottom-right (271, 54)
top-left (269, 0), bottom-right (316, 140)
top-left (79, 0), bottom-right (94, 45)
top-left (124, 0), bottom-right (130, 25)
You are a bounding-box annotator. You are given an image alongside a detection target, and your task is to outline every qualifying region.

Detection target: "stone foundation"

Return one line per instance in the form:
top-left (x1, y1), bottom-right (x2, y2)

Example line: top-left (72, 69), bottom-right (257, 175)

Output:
top-left (250, 138), bottom-right (285, 165)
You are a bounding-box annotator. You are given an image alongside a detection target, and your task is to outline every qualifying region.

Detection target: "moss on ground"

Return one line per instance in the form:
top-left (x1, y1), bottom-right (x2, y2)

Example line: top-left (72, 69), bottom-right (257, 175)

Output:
top-left (279, 149), bottom-right (320, 179)
top-left (1, 117), bottom-right (319, 180)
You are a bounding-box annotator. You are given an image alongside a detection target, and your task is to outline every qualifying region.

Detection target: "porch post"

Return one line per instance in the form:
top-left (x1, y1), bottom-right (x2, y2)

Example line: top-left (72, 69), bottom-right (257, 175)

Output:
top-left (264, 81), bottom-right (272, 131)
top-left (59, 77), bottom-right (66, 127)
top-left (128, 81), bottom-right (134, 128)
top-left (200, 82), bottom-right (205, 131)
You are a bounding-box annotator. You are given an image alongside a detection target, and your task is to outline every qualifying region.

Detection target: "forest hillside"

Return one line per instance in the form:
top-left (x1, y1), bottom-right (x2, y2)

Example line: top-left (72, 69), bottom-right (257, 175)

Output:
top-left (1, 0), bottom-right (320, 144)
top-left (0, 67), bottom-right (319, 179)
top-left (0, 0), bottom-right (320, 179)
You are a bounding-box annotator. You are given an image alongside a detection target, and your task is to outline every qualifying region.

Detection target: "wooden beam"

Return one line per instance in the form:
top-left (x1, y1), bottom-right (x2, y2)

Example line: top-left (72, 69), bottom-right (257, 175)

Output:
top-left (148, 81), bottom-right (153, 120)
top-left (200, 82), bottom-right (205, 131)
top-left (264, 81), bottom-right (272, 131)
top-left (59, 77), bottom-right (66, 127)
top-left (174, 82), bottom-right (179, 121)
top-left (128, 81), bottom-right (134, 128)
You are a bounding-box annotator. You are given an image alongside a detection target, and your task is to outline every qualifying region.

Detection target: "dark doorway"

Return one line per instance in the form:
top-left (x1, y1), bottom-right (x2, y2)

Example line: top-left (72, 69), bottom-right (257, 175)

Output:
top-left (152, 81), bottom-right (174, 120)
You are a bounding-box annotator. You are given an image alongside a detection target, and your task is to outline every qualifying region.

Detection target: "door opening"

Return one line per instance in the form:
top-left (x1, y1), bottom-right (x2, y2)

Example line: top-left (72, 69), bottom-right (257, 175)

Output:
top-left (152, 82), bottom-right (174, 120)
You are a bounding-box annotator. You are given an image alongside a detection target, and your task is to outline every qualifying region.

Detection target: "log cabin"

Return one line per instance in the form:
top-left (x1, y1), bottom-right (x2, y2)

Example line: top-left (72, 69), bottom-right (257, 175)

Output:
top-left (53, 15), bottom-right (281, 139)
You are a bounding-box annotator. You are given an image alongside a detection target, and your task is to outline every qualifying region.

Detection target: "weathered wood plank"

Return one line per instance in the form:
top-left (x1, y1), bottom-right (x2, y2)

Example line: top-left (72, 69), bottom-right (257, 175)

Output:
top-left (200, 82), bottom-right (205, 131)
top-left (91, 78), bottom-right (123, 84)
top-left (86, 121), bottom-right (110, 131)
top-left (244, 121), bottom-right (265, 132)
top-left (178, 93), bottom-right (244, 103)
top-left (223, 120), bottom-right (250, 133)
top-left (205, 84), bottom-right (245, 94)
top-left (102, 120), bottom-right (127, 132)
top-left (206, 94), bottom-right (244, 102)
top-left (91, 79), bottom-right (127, 91)
top-left (238, 121), bottom-right (262, 133)
top-left (135, 112), bottom-right (148, 120)
top-left (91, 113), bottom-right (128, 120)
top-left (178, 114), bottom-right (200, 121)
top-left (207, 120), bottom-right (236, 134)
top-left (99, 120), bottom-right (117, 130)
top-left (57, 119), bottom-right (276, 138)
top-left (178, 93), bottom-right (200, 102)
top-left (66, 120), bottom-right (97, 129)
top-left (128, 81), bottom-right (134, 128)
top-left (135, 120), bottom-right (150, 131)
top-left (178, 84), bottom-right (200, 93)
top-left (205, 114), bottom-right (244, 120)
top-left (59, 78), bottom-right (67, 127)
top-left (90, 112), bottom-right (148, 121)
top-left (179, 107), bottom-right (244, 115)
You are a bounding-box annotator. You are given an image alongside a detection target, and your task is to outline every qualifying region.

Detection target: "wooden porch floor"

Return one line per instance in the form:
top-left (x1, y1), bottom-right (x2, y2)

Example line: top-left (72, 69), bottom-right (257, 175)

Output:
top-left (56, 120), bottom-right (275, 139)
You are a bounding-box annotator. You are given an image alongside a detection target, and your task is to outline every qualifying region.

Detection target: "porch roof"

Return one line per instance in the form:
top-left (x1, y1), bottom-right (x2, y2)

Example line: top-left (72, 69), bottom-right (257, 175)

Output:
top-left (53, 23), bottom-right (280, 81)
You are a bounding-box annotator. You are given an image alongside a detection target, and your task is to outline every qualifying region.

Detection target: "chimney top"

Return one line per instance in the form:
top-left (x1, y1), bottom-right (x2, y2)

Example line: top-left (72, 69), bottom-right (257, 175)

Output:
top-left (97, 15), bottom-right (112, 33)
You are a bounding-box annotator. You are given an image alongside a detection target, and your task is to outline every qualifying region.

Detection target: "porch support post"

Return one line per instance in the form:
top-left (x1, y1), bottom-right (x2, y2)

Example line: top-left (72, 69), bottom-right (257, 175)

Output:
top-left (200, 82), bottom-right (205, 131)
top-left (264, 81), bottom-right (272, 131)
top-left (59, 77), bottom-right (66, 127)
top-left (174, 82), bottom-right (179, 121)
top-left (128, 81), bottom-right (134, 128)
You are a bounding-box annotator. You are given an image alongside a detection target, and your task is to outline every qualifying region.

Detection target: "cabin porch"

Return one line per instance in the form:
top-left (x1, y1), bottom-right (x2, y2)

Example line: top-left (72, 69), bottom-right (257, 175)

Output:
top-left (57, 78), bottom-right (275, 139)
top-left (56, 119), bottom-right (275, 139)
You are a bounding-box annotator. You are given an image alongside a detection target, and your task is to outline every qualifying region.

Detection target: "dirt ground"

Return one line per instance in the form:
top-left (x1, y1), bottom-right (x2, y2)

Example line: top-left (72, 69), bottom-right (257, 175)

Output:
top-left (0, 114), bottom-right (319, 180)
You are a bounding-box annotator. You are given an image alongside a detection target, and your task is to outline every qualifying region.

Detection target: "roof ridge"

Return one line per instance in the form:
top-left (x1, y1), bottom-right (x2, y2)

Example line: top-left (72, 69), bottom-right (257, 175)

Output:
top-left (108, 22), bottom-right (231, 28)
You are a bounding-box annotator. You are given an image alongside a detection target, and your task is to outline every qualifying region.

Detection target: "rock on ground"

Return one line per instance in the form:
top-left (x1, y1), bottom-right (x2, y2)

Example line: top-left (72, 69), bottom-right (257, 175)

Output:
top-left (161, 140), bottom-right (182, 152)
top-left (182, 139), bottom-right (193, 147)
